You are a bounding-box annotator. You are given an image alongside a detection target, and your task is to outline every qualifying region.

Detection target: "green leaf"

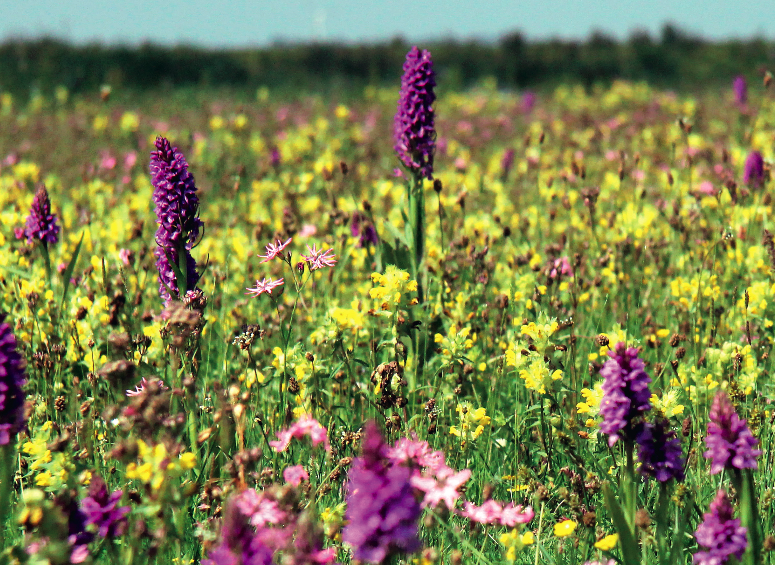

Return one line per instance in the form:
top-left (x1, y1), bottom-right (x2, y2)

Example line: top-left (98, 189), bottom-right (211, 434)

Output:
top-left (603, 482), bottom-right (641, 565)
top-left (741, 470), bottom-right (762, 565)
top-left (59, 232), bottom-right (84, 312)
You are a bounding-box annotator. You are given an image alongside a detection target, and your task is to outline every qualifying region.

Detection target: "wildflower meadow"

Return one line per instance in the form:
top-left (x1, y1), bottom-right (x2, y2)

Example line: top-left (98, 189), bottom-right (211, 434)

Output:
top-left (1, 48), bottom-right (775, 565)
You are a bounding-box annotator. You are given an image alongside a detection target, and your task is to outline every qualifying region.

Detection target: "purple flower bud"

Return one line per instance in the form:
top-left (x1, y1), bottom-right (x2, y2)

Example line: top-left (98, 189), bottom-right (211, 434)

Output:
top-left (25, 185), bottom-right (60, 245)
top-left (733, 75), bottom-right (747, 106)
top-left (599, 343), bottom-right (651, 447)
top-left (636, 418), bottom-right (685, 483)
top-left (743, 151), bottom-right (764, 189)
top-left (342, 421), bottom-right (421, 563)
top-left (693, 489), bottom-right (747, 565)
top-left (0, 313), bottom-right (26, 446)
top-left (150, 136), bottom-right (203, 304)
top-left (394, 47), bottom-right (436, 181)
top-left (703, 390), bottom-right (760, 475)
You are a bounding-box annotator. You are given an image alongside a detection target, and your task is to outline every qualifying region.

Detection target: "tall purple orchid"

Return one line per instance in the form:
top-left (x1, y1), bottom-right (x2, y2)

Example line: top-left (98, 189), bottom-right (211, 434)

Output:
top-left (394, 46), bottom-right (436, 181)
top-left (150, 136), bottom-right (203, 304)
top-left (0, 313), bottom-right (26, 446)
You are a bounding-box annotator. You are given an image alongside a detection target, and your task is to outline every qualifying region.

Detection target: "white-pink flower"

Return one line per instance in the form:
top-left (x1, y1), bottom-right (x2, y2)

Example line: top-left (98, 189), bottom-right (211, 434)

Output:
top-left (387, 435), bottom-right (446, 471)
top-left (258, 237), bottom-right (292, 263)
top-left (246, 277), bottom-right (284, 298)
top-left (269, 415), bottom-right (331, 452)
top-left (500, 503), bottom-right (535, 526)
top-left (301, 244), bottom-right (337, 270)
top-left (460, 500), bottom-right (503, 524)
top-left (410, 464), bottom-right (471, 510)
top-left (283, 465), bottom-right (309, 486)
top-left (126, 377), bottom-right (168, 396)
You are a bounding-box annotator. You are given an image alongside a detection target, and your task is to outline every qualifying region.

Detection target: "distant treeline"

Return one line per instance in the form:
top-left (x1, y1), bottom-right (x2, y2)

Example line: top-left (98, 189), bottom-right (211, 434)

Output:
top-left (1, 25), bottom-right (774, 97)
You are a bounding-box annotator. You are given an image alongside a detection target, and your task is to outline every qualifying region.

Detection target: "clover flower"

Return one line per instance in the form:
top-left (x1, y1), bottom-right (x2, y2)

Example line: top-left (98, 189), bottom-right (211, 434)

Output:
top-left (703, 390), bottom-right (760, 474)
top-left (693, 489), bottom-right (747, 565)
top-left (394, 46), bottom-right (436, 180)
top-left (0, 312), bottom-right (27, 446)
top-left (342, 421), bottom-right (421, 563)
top-left (150, 136), bottom-right (203, 303)
top-left (599, 343), bottom-right (651, 446)
top-left (636, 418), bottom-right (685, 482)
top-left (24, 185), bottom-right (60, 245)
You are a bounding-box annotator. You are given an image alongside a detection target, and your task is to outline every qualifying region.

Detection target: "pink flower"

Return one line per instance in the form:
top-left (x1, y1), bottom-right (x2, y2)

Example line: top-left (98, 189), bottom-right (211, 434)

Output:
top-left (269, 415), bottom-right (331, 452)
top-left (126, 377), bottom-right (168, 396)
top-left (460, 500), bottom-right (503, 524)
top-left (119, 248), bottom-right (132, 266)
top-left (299, 224), bottom-right (317, 237)
top-left (124, 151), bottom-right (137, 170)
top-left (301, 244), bottom-right (337, 271)
top-left (410, 464), bottom-right (471, 510)
top-left (258, 237), bottom-right (292, 263)
top-left (500, 503), bottom-right (535, 527)
top-left (232, 489), bottom-right (287, 527)
top-left (246, 277), bottom-right (284, 298)
top-left (283, 465), bottom-right (309, 486)
top-left (387, 435), bottom-right (445, 471)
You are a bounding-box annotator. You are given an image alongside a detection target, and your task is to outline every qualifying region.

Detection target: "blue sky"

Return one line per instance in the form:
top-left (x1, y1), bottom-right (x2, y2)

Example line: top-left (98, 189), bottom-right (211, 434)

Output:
top-left (0, 0), bottom-right (772, 47)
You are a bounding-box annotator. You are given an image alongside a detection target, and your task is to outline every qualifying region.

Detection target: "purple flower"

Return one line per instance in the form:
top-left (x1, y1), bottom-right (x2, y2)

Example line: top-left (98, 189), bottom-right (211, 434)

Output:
top-left (394, 46), bottom-right (436, 181)
top-left (25, 185), bottom-right (60, 245)
top-left (733, 75), bottom-right (747, 106)
top-left (703, 390), bottom-right (760, 475)
top-left (500, 148), bottom-right (515, 179)
top-left (351, 213), bottom-right (378, 248)
top-left (636, 418), bottom-right (685, 482)
top-left (743, 151), bottom-right (764, 189)
top-left (694, 489), bottom-right (748, 565)
top-left (0, 313), bottom-right (26, 446)
top-left (342, 421), bottom-right (421, 563)
top-left (203, 492), bottom-right (273, 565)
top-left (521, 91), bottom-right (537, 114)
top-left (80, 475), bottom-right (130, 538)
top-left (150, 136), bottom-right (203, 304)
top-left (599, 343), bottom-right (651, 447)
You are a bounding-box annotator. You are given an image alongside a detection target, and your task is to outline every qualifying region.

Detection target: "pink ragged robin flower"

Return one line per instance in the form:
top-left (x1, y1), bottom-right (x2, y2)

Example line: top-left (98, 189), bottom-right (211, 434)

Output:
top-left (301, 244), bottom-right (337, 271)
top-left (126, 377), bottom-right (168, 397)
top-left (410, 463), bottom-right (471, 510)
top-left (283, 465), bottom-right (309, 486)
top-left (258, 237), bottom-right (292, 263)
top-left (269, 415), bottom-right (330, 452)
top-left (246, 277), bottom-right (284, 298)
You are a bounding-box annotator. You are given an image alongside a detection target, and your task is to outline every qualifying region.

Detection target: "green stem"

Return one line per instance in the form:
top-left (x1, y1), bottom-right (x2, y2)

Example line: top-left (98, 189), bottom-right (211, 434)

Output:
top-left (624, 441), bottom-right (636, 530)
top-left (409, 172), bottom-right (425, 303)
top-left (0, 443), bottom-right (15, 548)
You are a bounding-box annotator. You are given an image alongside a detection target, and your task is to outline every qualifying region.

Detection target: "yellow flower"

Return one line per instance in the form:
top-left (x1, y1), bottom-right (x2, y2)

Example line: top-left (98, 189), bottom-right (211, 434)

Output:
top-left (553, 519), bottom-right (577, 537)
top-left (449, 402), bottom-right (491, 443)
top-left (594, 533), bottom-right (619, 551)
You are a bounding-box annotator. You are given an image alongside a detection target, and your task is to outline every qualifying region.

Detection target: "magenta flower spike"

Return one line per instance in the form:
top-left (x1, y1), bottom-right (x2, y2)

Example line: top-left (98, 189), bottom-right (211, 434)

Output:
top-left (150, 136), bottom-right (203, 304)
top-left (25, 185), bottom-right (60, 245)
top-left (0, 313), bottom-right (26, 446)
top-left (394, 46), bottom-right (436, 181)
top-left (599, 343), bottom-right (652, 446)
